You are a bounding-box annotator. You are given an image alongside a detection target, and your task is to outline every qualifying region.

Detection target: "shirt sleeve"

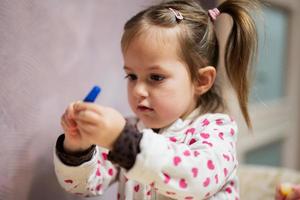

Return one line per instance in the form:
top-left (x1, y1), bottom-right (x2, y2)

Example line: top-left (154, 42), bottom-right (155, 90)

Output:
top-left (53, 137), bottom-right (120, 198)
top-left (125, 114), bottom-right (238, 199)
top-left (108, 121), bottom-right (143, 170)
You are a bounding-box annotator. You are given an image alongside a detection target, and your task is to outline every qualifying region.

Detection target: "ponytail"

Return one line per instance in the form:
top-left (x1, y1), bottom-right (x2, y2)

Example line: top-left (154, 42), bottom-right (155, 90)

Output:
top-left (218, 0), bottom-right (260, 129)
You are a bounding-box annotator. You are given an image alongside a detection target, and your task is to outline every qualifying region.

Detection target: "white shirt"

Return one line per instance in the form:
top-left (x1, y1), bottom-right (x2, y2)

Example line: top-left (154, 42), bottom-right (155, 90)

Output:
top-left (54, 109), bottom-right (239, 200)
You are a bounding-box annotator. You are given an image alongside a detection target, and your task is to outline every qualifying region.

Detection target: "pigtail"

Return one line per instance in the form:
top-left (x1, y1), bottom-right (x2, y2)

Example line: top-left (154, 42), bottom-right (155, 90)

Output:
top-left (218, 0), bottom-right (260, 129)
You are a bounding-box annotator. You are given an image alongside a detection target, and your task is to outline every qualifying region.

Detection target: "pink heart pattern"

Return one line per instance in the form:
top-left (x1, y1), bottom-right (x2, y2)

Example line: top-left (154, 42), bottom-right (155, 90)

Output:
top-left (207, 160), bottom-right (215, 170)
top-left (200, 133), bottom-right (210, 139)
top-left (108, 168), bottom-right (114, 176)
top-left (225, 187), bottom-right (232, 194)
top-left (189, 138), bottom-right (197, 145)
top-left (202, 119), bottom-right (210, 126)
top-left (224, 168), bottom-right (228, 177)
top-left (223, 154), bottom-right (230, 161)
top-left (185, 128), bottom-right (195, 135)
top-left (173, 156), bottom-right (182, 166)
top-left (193, 150), bottom-right (200, 157)
top-left (203, 177), bottom-right (210, 187)
top-left (183, 150), bottom-right (191, 156)
top-left (77, 115), bottom-right (238, 198)
top-left (179, 179), bottom-right (188, 188)
top-left (216, 119), bottom-right (223, 125)
top-left (230, 128), bottom-right (235, 136)
top-left (147, 190), bottom-right (151, 196)
top-left (202, 141), bottom-right (213, 147)
top-left (96, 168), bottom-right (101, 176)
top-left (102, 152), bottom-right (108, 160)
top-left (218, 132), bottom-right (224, 140)
top-left (134, 184), bottom-right (140, 192)
top-left (215, 174), bottom-right (219, 184)
top-left (169, 137), bottom-right (177, 142)
top-left (96, 184), bottom-right (102, 191)
top-left (191, 167), bottom-right (198, 177)
top-left (163, 172), bottom-right (170, 184)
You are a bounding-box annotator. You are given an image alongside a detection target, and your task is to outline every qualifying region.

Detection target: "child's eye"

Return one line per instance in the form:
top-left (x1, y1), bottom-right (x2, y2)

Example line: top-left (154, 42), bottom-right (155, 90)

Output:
top-left (125, 74), bottom-right (137, 81)
top-left (150, 74), bottom-right (165, 82)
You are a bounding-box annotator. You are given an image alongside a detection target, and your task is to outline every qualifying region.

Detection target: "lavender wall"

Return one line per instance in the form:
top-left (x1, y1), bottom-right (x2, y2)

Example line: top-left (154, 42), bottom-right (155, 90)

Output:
top-left (0, 0), bottom-right (153, 199)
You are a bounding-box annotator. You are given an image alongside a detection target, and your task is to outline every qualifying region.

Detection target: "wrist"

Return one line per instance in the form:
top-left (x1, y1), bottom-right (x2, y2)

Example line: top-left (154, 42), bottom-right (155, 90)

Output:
top-left (101, 118), bottom-right (126, 150)
top-left (56, 134), bottom-right (96, 166)
top-left (63, 135), bottom-right (93, 154)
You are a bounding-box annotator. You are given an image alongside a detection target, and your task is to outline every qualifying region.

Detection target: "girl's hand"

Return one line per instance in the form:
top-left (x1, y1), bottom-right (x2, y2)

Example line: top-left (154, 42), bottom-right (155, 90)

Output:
top-left (73, 102), bottom-right (126, 150)
top-left (60, 102), bottom-right (94, 153)
top-left (275, 183), bottom-right (300, 200)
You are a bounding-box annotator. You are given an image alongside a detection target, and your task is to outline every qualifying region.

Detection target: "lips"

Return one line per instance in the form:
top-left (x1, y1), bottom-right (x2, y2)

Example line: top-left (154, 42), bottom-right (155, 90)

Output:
top-left (137, 105), bottom-right (154, 112)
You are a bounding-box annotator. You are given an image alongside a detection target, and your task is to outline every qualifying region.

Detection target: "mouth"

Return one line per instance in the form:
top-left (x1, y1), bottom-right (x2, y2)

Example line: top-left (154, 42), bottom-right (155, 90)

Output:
top-left (137, 105), bottom-right (154, 112)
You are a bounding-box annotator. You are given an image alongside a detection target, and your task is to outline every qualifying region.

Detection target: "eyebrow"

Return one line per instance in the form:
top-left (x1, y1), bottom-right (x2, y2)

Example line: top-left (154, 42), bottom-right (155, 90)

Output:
top-left (123, 65), bottom-right (163, 71)
top-left (123, 66), bottom-right (131, 70)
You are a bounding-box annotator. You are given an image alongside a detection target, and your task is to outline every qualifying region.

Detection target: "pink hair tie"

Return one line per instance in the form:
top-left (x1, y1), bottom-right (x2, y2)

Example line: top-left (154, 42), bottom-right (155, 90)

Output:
top-left (208, 8), bottom-right (220, 22)
top-left (169, 8), bottom-right (184, 21)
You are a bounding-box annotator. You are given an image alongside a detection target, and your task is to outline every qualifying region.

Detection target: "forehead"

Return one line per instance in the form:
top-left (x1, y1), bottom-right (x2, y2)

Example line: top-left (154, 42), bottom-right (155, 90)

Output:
top-left (123, 26), bottom-right (184, 69)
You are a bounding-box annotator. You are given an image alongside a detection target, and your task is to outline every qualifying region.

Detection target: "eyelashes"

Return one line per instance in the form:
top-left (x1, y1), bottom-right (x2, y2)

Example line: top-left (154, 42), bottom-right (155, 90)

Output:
top-left (124, 74), bottom-right (137, 81)
top-left (125, 73), bottom-right (165, 82)
top-left (150, 74), bottom-right (165, 81)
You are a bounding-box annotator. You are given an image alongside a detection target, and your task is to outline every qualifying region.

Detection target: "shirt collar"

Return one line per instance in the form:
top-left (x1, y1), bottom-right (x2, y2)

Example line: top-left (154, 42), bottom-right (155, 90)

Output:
top-left (136, 107), bottom-right (201, 134)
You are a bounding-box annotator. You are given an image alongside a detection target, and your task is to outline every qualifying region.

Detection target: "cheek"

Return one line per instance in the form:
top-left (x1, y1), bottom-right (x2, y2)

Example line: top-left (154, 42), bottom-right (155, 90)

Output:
top-left (127, 85), bottom-right (135, 109)
top-left (153, 89), bottom-right (188, 115)
top-left (155, 80), bottom-right (195, 111)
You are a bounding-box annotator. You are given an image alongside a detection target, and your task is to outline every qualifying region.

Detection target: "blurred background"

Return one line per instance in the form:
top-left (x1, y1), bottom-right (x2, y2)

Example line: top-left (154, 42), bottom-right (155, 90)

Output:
top-left (0, 0), bottom-right (299, 199)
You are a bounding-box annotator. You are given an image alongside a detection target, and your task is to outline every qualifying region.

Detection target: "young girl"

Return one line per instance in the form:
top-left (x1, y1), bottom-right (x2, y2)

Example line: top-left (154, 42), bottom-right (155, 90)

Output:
top-left (54, 0), bottom-right (259, 199)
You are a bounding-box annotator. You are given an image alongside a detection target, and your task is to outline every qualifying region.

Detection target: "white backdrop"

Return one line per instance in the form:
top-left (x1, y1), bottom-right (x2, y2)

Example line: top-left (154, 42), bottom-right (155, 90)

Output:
top-left (0, 0), bottom-right (154, 199)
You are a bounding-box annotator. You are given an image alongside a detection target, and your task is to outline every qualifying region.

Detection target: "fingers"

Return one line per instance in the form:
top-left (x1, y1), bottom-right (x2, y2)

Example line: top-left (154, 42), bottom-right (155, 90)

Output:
top-left (76, 121), bottom-right (98, 135)
top-left (62, 102), bottom-right (78, 127)
top-left (63, 111), bottom-right (76, 127)
top-left (73, 102), bottom-right (104, 124)
top-left (66, 101), bottom-right (79, 119)
top-left (73, 102), bottom-right (103, 115)
top-left (61, 101), bottom-right (107, 139)
top-left (61, 102), bottom-right (80, 136)
top-left (61, 116), bottom-right (78, 136)
top-left (74, 109), bottom-right (101, 124)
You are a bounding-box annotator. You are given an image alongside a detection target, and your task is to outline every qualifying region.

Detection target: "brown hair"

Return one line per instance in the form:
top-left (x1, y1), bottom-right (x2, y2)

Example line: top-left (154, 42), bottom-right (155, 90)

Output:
top-left (121, 0), bottom-right (259, 128)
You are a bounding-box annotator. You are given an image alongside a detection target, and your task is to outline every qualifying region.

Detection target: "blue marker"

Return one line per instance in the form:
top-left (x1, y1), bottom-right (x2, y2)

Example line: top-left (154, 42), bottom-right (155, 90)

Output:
top-left (83, 86), bottom-right (101, 102)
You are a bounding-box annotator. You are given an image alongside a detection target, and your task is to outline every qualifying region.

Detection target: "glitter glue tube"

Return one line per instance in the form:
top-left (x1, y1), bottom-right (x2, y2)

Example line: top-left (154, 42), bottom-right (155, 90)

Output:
top-left (83, 86), bottom-right (101, 102)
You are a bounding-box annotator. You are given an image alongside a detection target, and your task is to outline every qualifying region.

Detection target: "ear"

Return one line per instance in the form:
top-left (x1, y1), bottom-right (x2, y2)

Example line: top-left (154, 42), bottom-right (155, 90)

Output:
top-left (194, 66), bottom-right (216, 95)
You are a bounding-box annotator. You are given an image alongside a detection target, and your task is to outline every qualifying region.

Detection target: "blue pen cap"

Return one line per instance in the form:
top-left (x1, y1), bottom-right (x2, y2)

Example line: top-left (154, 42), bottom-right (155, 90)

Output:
top-left (83, 86), bottom-right (101, 102)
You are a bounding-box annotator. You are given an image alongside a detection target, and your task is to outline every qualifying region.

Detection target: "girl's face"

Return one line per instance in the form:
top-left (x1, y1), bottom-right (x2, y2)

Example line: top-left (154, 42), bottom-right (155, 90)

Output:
top-left (123, 29), bottom-right (198, 129)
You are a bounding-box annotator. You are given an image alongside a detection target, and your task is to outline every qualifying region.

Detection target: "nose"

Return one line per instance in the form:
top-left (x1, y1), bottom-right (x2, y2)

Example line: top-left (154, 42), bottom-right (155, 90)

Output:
top-left (132, 82), bottom-right (148, 99)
